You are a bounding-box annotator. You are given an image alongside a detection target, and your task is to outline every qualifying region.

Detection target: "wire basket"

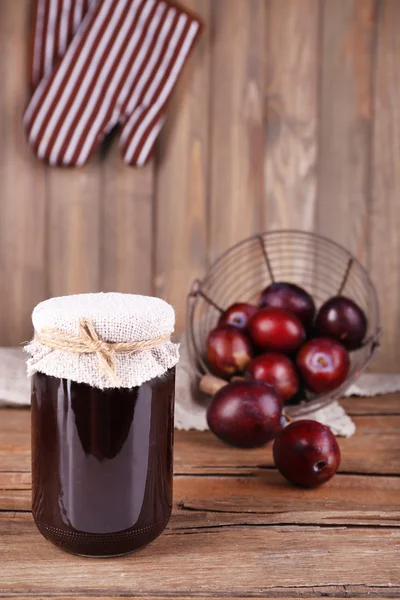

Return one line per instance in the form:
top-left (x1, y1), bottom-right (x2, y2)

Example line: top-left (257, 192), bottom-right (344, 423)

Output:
top-left (186, 230), bottom-right (381, 416)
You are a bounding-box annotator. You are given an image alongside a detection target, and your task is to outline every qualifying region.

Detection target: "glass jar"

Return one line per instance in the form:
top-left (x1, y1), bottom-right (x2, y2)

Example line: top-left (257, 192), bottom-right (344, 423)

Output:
top-left (31, 367), bottom-right (175, 557)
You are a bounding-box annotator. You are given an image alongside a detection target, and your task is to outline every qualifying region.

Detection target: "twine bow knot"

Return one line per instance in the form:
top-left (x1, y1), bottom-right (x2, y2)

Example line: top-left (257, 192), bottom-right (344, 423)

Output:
top-left (34, 318), bottom-right (170, 387)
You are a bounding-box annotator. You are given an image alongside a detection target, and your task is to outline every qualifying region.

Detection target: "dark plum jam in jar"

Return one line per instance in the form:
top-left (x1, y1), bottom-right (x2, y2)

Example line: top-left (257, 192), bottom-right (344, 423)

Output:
top-left (31, 368), bottom-right (175, 557)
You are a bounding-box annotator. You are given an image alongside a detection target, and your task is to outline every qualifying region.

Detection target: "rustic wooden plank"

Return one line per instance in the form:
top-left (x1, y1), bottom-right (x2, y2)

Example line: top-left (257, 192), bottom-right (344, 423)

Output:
top-left (0, 513), bottom-right (399, 593)
top-left (263, 0), bottom-right (319, 232)
top-left (0, 409), bottom-right (30, 472)
top-left (0, 472), bottom-right (30, 490)
top-left (317, 0), bottom-right (377, 263)
top-left (173, 472), bottom-right (400, 528)
top-left (154, 0), bottom-right (210, 334)
top-left (209, 0), bottom-right (265, 262)
top-left (0, 447), bottom-right (30, 473)
top-left (174, 415), bottom-right (400, 476)
top-left (342, 393), bottom-right (400, 415)
top-left (2, 471), bottom-right (399, 528)
top-left (0, 490), bottom-right (30, 512)
top-left (1, 408), bottom-right (399, 476)
top-left (370, 0), bottom-right (400, 372)
top-left (1, 597), bottom-right (396, 600)
top-left (47, 160), bottom-right (102, 297)
top-left (0, 469), bottom-right (30, 512)
top-left (0, 1), bottom-right (47, 345)
top-left (100, 147), bottom-right (154, 295)
top-left (0, 597), bottom-right (396, 600)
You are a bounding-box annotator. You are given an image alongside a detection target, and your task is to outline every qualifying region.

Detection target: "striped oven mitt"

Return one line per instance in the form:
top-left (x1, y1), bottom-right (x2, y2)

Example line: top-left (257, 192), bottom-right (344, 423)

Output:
top-left (24, 0), bottom-right (202, 167)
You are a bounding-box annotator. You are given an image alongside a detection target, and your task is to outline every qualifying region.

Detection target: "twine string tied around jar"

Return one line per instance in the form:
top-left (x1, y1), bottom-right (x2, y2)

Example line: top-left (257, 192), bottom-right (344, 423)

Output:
top-left (33, 318), bottom-right (170, 387)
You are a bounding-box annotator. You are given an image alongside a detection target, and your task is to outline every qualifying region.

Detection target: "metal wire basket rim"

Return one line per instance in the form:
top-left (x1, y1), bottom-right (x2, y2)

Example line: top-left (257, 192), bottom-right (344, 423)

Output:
top-left (203, 264), bottom-right (371, 304)
top-left (192, 229), bottom-right (380, 326)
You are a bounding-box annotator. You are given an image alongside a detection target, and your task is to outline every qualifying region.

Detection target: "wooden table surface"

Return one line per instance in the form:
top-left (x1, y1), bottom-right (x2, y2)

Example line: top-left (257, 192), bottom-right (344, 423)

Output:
top-left (1, 395), bottom-right (399, 599)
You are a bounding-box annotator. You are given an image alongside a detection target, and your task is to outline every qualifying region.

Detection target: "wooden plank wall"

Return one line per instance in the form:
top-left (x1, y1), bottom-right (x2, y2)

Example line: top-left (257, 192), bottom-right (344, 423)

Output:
top-left (0, 0), bottom-right (398, 372)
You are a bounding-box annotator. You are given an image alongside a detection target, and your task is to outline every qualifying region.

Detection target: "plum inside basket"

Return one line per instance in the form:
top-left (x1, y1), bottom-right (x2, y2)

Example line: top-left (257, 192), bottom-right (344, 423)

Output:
top-left (186, 230), bottom-right (381, 416)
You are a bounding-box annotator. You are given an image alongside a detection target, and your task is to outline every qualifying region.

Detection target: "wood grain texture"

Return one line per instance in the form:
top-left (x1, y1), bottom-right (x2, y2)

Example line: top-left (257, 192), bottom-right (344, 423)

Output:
top-left (1, 402), bottom-right (400, 597)
top-left (341, 393), bottom-right (400, 415)
top-left (174, 414), bottom-right (400, 476)
top-left (0, 1), bottom-right (47, 345)
top-left (208, 0), bottom-right (265, 261)
top-left (1, 513), bottom-right (399, 594)
top-left (2, 471), bottom-right (399, 527)
top-left (1, 397), bottom-right (399, 475)
top-left (47, 160), bottom-right (102, 297)
top-left (263, 0), bottom-right (319, 232)
top-left (0, 597), bottom-right (397, 600)
top-left (100, 147), bottom-right (154, 295)
top-left (317, 0), bottom-right (377, 264)
top-left (370, 0), bottom-right (400, 372)
top-left (174, 472), bottom-right (400, 528)
top-left (0, 471), bottom-right (30, 490)
top-left (0, 409), bottom-right (30, 472)
top-left (0, 598), bottom-right (396, 600)
top-left (154, 0), bottom-right (211, 332)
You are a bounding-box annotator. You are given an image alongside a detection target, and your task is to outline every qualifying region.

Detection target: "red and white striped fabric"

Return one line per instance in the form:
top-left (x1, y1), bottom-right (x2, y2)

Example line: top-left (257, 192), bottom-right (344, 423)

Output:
top-left (25, 0), bottom-right (201, 167)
